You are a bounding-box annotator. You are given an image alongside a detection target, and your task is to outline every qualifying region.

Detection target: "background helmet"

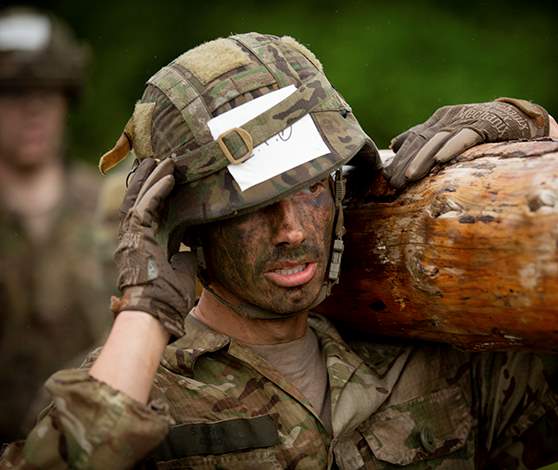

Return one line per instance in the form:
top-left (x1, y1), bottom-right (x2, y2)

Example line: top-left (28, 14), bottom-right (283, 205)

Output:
top-left (0, 7), bottom-right (88, 97)
top-left (100, 32), bottom-right (380, 254)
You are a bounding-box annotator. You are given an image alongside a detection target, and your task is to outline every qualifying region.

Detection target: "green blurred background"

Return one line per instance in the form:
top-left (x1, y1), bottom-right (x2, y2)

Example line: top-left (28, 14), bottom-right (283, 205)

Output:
top-left (7, 0), bottom-right (558, 166)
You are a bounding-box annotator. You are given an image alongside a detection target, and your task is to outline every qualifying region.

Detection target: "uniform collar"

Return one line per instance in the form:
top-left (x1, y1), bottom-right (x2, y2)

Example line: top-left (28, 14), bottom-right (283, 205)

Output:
top-left (160, 312), bottom-right (360, 376)
top-left (309, 314), bottom-right (406, 378)
top-left (162, 312), bottom-right (407, 378)
top-left (162, 313), bottom-right (231, 374)
top-left (317, 312), bottom-right (409, 379)
top-left (309, 314), bottom-right (363, 369)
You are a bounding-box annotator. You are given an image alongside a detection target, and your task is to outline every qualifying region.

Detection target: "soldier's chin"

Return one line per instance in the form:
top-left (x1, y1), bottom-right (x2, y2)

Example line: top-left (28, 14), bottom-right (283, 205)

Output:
top-left (252, 287), bottom-right (323, 316)
top-left (249, 304), bottom-right (313, 318)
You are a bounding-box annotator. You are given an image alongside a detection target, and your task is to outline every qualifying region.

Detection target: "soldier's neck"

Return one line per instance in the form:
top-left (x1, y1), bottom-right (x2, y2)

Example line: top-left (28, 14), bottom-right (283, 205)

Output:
top-left (194, 289), bottom-right (309, 345)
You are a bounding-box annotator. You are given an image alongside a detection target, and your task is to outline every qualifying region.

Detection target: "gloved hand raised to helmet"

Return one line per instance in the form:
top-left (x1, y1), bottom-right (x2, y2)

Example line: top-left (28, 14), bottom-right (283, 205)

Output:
top-left (111, 158), bottom-right (196, 338)
top-left (384, 97), bottom-right (550, 189)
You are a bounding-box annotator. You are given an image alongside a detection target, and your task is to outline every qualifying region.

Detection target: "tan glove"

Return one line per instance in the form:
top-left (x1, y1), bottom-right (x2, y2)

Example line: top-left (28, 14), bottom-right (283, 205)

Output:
top-left (384, 97), bottom-right (550, 189)
top-left (111, 158), bottom-right (196, 338)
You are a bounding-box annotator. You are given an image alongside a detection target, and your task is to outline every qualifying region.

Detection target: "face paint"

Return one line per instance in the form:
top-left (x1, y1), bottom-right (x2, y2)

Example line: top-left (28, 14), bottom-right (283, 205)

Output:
top-left (203, 179), bottom-right (334, 315)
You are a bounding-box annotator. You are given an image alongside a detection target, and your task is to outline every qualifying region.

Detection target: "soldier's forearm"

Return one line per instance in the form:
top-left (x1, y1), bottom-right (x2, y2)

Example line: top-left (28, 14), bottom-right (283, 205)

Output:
top-left (89, 311), bottom-right (169, 404)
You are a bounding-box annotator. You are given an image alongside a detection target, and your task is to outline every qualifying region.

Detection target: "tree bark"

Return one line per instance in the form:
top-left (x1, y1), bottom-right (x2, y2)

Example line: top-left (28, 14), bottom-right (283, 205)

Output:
top-left (316, 139), bottom-right (558, 352)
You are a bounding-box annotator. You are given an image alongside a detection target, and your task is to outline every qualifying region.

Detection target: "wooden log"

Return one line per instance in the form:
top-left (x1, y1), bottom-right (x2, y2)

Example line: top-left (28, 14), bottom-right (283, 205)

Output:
top-left (316, 139), bottom-right (558, 352)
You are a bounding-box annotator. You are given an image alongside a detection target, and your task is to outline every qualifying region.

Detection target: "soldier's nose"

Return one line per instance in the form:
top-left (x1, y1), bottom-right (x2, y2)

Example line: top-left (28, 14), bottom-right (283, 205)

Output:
top-left (270, 198), bottom-right (305, 247)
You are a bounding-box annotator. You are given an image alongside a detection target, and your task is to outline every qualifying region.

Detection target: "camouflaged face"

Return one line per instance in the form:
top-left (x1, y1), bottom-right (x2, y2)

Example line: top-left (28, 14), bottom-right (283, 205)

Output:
top-left (116, 32), bottom-right (380, 238)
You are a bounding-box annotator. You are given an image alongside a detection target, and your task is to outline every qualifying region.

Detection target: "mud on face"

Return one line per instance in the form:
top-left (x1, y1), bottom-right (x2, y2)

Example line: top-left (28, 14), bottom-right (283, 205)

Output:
top-left (202, 179), bottom-right (335, 315)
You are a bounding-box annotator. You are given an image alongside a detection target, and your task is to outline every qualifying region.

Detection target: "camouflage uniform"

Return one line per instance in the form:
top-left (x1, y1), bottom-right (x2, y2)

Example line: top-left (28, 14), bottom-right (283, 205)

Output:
top-left (0, 163), bottom-right (110, 442)
top-left (1, 313), bottom-right (557, 469)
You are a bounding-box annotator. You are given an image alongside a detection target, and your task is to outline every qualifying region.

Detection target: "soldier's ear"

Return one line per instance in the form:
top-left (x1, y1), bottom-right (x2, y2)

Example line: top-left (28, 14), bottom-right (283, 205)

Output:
top-left (178, 226), bottom-right (212, 285)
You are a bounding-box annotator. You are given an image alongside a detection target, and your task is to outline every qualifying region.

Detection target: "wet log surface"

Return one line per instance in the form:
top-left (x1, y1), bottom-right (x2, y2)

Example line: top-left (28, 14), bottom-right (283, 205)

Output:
top-left (316, 139), bottom-right (558, 352)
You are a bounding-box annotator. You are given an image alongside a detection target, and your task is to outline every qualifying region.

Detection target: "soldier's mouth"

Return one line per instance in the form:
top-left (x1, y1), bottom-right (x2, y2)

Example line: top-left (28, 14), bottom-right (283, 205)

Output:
top-left (264, 262), bottom-right (317, 287)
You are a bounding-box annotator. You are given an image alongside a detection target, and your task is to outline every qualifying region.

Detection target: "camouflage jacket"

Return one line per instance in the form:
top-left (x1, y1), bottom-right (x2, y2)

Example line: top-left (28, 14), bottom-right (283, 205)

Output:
top-left (0, 163), bottom-right (111, 443)
top-left (1, 314), bottom-right (557, 469)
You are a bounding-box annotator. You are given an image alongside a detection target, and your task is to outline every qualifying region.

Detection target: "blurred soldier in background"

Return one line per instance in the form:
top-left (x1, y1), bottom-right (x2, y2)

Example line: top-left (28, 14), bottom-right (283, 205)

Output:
top-left (0, 7), bottom-right (110, 442)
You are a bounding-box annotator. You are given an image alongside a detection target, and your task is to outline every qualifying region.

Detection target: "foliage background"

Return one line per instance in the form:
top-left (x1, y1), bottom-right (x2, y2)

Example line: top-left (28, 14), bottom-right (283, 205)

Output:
top-left (6, 0), bottom-right (558, 166)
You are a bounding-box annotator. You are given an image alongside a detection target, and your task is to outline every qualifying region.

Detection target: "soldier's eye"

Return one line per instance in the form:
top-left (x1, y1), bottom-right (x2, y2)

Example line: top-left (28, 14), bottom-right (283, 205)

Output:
top-left (301, 182), bottom-right (324, 195)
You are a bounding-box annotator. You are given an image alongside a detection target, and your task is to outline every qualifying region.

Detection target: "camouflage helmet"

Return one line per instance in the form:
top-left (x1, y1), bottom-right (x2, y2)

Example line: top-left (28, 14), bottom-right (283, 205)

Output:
top-left (0, 7), bottom-right (89, 96)
top-left (100, 32), bottom-right (380, 249)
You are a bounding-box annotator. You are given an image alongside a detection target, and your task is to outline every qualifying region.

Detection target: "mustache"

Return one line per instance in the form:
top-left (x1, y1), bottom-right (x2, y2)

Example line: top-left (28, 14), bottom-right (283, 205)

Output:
top-left (255, 243), bottom-right (322, 273)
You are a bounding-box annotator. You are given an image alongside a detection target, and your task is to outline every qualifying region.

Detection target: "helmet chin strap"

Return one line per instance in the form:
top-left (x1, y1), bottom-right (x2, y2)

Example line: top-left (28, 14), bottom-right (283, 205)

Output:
top-left (197, 169), bottom-right (346, 320)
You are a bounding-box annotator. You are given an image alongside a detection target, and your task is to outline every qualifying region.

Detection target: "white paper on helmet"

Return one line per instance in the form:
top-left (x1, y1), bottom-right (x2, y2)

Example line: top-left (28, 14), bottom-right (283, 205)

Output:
top-left (207, 85), bottom-right (331, 192)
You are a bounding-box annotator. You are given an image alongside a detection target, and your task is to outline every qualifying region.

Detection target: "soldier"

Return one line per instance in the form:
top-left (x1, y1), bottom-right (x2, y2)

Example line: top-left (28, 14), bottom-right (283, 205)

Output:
top-left (2, 33), bottom-right (558, 468)
top-left (0, 8), bottom-right (110, 442)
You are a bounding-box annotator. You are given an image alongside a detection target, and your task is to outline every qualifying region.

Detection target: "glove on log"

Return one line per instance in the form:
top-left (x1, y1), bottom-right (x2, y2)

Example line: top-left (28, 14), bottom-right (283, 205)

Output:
top-left (111, 158), bottom-right (196, 338)
top-left (385, 98), bottom-right (549, 189)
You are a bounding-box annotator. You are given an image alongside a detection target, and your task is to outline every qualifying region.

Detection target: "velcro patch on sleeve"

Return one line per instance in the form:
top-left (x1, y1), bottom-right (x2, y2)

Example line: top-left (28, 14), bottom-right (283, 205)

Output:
top-left (175, 38), bottom-right (252, 85)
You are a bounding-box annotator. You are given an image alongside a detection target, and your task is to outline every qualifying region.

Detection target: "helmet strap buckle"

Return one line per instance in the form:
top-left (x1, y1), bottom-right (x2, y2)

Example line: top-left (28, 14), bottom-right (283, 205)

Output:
top-left (326, 169), bottom-right (346, 294)
top-left (328, 238), bottom-right (344, 284)
top-left (217, 127), bottom-right (254, 165)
